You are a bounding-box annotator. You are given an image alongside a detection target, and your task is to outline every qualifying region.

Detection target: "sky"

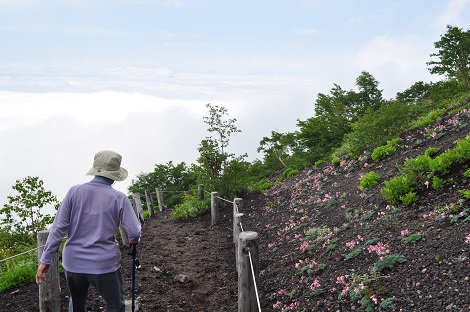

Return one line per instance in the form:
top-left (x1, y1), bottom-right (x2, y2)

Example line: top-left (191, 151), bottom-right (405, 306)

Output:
top-left (1, 0), bottom-right (470, 212)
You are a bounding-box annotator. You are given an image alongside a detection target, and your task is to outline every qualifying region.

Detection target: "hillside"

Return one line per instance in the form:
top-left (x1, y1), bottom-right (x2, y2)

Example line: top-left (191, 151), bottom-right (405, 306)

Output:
top-left (2, 99), bottom-right (470, 312)
top-left (241, 99), bottom-right (470, 311)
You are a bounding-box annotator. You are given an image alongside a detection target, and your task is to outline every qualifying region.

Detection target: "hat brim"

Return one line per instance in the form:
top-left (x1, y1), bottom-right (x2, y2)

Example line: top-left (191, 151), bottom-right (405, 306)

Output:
top-left (86, 167), bottom-right (128, 182)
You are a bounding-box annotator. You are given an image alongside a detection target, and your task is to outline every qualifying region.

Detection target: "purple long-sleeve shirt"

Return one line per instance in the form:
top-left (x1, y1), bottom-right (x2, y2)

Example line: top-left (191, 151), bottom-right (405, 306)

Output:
top-left (40, 181), bottom-right (141, 274)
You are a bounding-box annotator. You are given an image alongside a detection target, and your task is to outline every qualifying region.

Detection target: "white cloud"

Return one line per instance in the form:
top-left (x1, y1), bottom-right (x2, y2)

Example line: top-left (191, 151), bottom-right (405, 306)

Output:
top-left (433, 0), bottom-right (470, 30)
top-left (354, 34), bottom-right (435, 97)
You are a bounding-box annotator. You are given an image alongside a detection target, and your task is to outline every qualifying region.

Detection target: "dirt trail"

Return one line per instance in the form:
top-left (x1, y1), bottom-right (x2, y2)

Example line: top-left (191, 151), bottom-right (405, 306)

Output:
top-left (122, 208), bottom-right (238, 311)
top-left (0, 207), bottom-right (238, 312)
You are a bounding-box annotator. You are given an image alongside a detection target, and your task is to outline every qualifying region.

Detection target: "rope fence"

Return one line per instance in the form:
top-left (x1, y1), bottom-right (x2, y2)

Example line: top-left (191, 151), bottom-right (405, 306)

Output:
top-left (142, 186), bottom-right (261, 311)
top-left (32, 185), bottom-right (261, 311)
top-left (0, 244), bottom-right (45, 263)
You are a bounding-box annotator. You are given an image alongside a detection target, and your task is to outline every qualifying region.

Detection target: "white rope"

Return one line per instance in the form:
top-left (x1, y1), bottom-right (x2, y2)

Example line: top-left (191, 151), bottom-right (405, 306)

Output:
top-left (248, 250), bottom-right (262, 312)
top-left (217, 196), bottom-right (233, 204)
top-left (0, 245), bottom-right (45, 263)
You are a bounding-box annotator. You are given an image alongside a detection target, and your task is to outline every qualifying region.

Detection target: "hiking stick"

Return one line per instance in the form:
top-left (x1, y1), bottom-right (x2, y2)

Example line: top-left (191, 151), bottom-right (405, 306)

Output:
top-left (129, 243), bottom-right (138, 312)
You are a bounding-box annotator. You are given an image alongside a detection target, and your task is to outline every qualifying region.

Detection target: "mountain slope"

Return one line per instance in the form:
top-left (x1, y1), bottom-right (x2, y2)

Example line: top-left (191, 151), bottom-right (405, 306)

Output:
top-left (242, 99), bottom-right (470, 311)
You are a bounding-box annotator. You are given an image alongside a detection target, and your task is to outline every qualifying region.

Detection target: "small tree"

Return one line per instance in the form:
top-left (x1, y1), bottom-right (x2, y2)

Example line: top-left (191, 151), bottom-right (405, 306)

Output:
top-left (0, 176), bottom-right (58, 242)
top-left (128, 161), bottom-right (196, 209)
top-left (197, 103), bottom-right (245, 197)
top-left (427, 25), bottom-right (470, 89)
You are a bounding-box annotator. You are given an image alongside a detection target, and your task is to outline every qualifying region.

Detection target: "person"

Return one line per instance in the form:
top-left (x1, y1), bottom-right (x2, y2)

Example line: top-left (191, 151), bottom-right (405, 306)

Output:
top-left (36, 150), bottom-right (142, 312)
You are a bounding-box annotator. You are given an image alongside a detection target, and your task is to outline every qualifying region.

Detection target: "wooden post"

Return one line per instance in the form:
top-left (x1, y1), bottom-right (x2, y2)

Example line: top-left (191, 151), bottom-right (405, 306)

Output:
top-left (38, 230), bottom-right (60, 312)
top-left (198, 184), bottom-right (204, 200)
top-left (211, 192), bottom-right (219, 225)
top-left (155, 188), bottom-right (164, 211)
top-left (233, 198), bottom-right (243, 243)
top-left (145, 189), bottom-right (155, 217)
top-left (234, 212), bottom-right (244, 270)
top-left (119, 222), bottom-right (129, 246)
top-left (238, 231), bottom-right (260, 312)
top-left (132, 193), bottom-right (145, 223)
top-left (234, 198), bottom-right (243, 213)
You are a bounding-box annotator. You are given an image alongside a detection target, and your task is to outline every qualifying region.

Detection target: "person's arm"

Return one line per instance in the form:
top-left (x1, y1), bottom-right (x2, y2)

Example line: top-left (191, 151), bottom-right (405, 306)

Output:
top-left (36, 189), bottom-right (73, 284)
top-left (120, 198), bottom-right (142, 244)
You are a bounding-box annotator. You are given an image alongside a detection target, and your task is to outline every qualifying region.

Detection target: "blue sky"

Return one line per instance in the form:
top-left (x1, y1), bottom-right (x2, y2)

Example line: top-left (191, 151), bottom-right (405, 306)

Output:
top-left (0, 0), bottom-right (469, 209)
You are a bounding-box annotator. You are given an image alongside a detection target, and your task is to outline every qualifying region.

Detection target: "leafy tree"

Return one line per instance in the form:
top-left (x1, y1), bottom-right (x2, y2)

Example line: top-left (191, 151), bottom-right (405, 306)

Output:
top-left (294, 71), bottom-right (385, 166)
top-left (196, 103), bottom-right (246, 197)
top-left (128, 161), bottom-right (195, 209)
top-left (203, 103), bottom-right (241, 155)
top-left (396, 81), bottom-right (431, 104)
top-left (352, 71), bottom-right (384, 116)
top-left (257, 131), bottom-right (293, 170)
top-left (340, 101), bottom-right (411, 156)
top-left (427, 25), bottom-right (470, 89)
top-left (0, 176), bottom-right (58, 243)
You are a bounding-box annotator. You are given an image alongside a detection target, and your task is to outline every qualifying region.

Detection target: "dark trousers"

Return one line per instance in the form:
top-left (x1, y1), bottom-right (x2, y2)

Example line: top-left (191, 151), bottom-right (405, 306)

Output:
top-left (64, 269), bottom-right (125, 312)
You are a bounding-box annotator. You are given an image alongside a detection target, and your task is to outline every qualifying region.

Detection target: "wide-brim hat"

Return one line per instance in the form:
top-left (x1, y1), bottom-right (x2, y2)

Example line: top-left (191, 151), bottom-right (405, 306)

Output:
top-left (86, 150), bottom-right (128, 182)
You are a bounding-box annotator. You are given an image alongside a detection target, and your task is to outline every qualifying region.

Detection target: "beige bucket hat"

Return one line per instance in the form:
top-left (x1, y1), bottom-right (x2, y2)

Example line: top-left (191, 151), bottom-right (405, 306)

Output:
top-left (86, 150), bottom-right (128, 181)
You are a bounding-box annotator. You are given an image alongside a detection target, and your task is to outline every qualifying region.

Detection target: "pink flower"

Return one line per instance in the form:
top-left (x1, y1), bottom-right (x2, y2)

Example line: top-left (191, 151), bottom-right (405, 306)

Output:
top-left (310, 279), bottom-right (321, 290)
top-left (401, 229), bottom-right (409, 236)
top-left (336, 275), bottom-right (349, 284)
top-left (346, 240), bottom-right (358, 249)
top-left (371, 294), bottom-right (378, 304)
top-left (465, 233), bottom-right (470, 244)
top-left (367, 242), bottom-right (390, 256)
top-left (424, 181), bottom-right (429, 188)
top-left (299, 241), bottom-right (310, 252)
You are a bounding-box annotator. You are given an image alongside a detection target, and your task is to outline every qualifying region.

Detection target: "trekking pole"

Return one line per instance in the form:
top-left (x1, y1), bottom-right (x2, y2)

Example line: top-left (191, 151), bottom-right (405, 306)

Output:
top-left (129, 243), bottom-right (139, 312)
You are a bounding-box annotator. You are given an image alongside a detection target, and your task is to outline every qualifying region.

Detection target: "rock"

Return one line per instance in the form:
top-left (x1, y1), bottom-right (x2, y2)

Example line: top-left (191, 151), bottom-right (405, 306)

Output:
top-left (175, 274), bottom-right (189, 283)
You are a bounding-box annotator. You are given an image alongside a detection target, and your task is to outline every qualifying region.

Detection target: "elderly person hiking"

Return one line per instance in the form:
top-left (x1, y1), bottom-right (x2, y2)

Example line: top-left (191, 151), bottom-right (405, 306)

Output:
top-left (36, 150), bottom-right (142, 312)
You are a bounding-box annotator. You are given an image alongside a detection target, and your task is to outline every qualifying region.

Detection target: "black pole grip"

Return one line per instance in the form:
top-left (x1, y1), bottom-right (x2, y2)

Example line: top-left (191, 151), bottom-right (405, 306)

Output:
top-left (130, 242), bottom-right (137, 257)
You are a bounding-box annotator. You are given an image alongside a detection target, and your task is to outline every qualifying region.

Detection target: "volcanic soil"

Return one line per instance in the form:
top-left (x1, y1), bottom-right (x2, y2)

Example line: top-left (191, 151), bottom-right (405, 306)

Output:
top-left (2, 98), bottom-right (470, 311)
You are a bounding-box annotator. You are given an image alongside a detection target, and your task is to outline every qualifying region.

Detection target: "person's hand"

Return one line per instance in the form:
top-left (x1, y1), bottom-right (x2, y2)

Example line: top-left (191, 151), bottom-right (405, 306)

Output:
top-left (36, 263), bottom-right (50, 285)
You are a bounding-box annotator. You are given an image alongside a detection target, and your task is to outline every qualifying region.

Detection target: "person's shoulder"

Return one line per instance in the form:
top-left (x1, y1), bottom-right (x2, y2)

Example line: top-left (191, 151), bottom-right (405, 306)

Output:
top-left (111, 187), bottom-right (129, 198)
top-left (67, 184), bottom-right (83, 193)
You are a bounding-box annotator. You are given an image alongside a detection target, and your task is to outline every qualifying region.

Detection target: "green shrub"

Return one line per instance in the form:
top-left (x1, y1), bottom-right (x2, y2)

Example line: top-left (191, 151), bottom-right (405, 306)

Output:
top-left (380, 297), bottom-right (395, 309)
top-left (432, 176), bottom-right (444, 190)
top-left (400, 191), bottom-right (419, 206)
top-left (402, 155), bottom-right (432, 182)
top-left (402, 233), bottom-right (422, 244)
top-left (359, 171), bottom-right (380, 190)
top-left (282, 168), bottom-right (299, 179)
top-left (345, 247), bottom-right (363, 261)
top-left (429, 151), bottom-right (457, 175)
top-left (381, 175), bottom-right (415, 205)
top-left (0, 260), bottom-right (36, 291)
top-left (459, 190), bottom-right (470, 199)
top-left (410, 108), bottom-right (446, 128)
top-left (314, 159), bottom-right (326, 168)
top-left (247, 180), bottom-right (272, 194)
top-left (454, 136), bottom-right (470, 160)
top-left (464, 168), bottom-right (470, 178)
top-left (373, 254), bottom-right (407, 272)
top-left (171, 193), bottom-right (211, 220)
top-left (424, 147), bottom-right (440, 157)
top-left (331, 156), bottom-right (341, 166)
top-left (371, 138), bottom-right (401, 162)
